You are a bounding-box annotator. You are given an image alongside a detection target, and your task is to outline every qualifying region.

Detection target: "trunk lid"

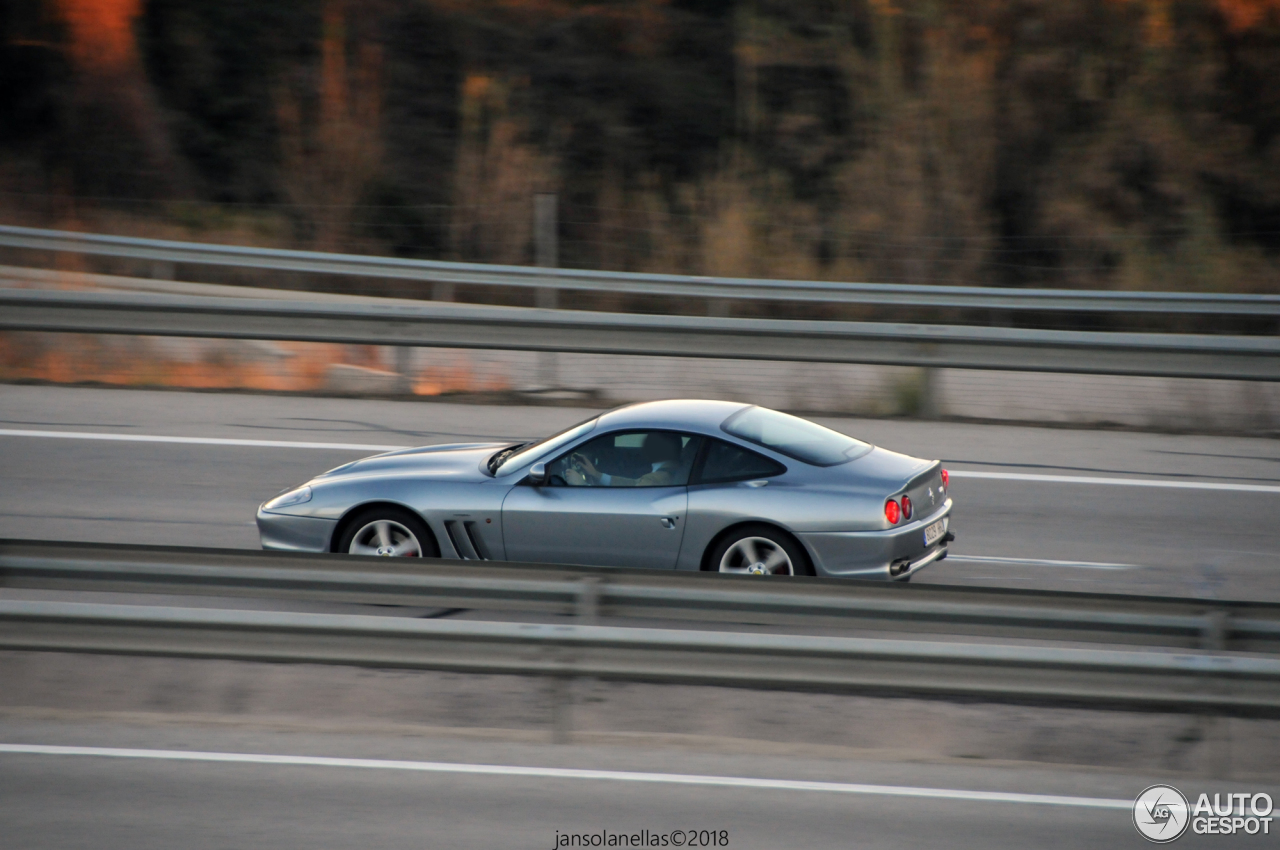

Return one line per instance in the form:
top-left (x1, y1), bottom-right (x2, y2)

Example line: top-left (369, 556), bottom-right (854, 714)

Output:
top-left (839, 447), bottom-right (947, 519)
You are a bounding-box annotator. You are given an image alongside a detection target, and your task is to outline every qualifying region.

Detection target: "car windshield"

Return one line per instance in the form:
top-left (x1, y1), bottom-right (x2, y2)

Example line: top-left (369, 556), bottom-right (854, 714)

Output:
top-left (492, 416), bottom-right (599, 476)
top-left (721, 406), bottom-right (871, 467)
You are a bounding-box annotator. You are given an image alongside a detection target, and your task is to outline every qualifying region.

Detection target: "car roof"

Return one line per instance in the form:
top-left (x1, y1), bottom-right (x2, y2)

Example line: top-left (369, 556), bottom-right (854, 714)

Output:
top-left (596, 399), bottom-right (751, 434)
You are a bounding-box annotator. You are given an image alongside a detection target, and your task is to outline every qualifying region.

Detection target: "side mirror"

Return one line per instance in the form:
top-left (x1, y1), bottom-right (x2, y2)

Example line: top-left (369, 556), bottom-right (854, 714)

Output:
top-left (528, 462), bottom-right (548, 486)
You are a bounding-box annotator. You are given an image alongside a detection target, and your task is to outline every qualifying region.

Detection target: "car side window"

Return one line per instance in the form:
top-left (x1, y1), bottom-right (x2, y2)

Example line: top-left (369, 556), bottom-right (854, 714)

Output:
top-left (545, 431), bottom-right (702, 487)
top-left (695, 438), bottom-right (786, 484)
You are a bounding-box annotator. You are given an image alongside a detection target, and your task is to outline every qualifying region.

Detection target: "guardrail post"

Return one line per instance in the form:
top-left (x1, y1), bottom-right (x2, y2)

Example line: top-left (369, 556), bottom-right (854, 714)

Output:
top-left (393, 346), bottom-right (414, 395)
top-left (535, 194), bottom-right (559, 309)
top-left (546, 578), bottom-right (606, 744)
top-left (535, 288), bottom-right (557, 310)
top-left (1202, 609), bottom-right (1230, 651)
top-left (151, 261), bottom-right (175, 281)
top-left (575, 577), bottom-right (602, 624)
top-left (431, 281), bottom-right (455, 302)
top-left (550, 673), bottom-right (573, 744)
top-left (919, 367), bottom-right (942, 420)
top-left (535, 193), bottom-right (560, 388)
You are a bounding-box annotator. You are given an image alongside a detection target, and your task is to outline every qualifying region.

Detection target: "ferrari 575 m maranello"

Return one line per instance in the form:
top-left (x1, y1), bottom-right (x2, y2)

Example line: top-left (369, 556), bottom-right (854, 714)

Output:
top-left (257, 399), bottom-right (954, 580)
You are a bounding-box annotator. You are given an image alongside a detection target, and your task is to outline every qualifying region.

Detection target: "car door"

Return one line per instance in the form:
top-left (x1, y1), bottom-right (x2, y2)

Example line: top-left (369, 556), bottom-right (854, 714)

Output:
top-left (500, 430), bottom-right (700, 569)
top-left (680, 437), bottom-right (789, 569)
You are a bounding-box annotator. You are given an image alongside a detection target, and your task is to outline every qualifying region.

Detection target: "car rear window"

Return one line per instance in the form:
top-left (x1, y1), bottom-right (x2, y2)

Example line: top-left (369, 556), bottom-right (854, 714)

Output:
top-left (721, 406), bottom-right (871, 467)
top-left (697, 438), bottom-right (785, 484)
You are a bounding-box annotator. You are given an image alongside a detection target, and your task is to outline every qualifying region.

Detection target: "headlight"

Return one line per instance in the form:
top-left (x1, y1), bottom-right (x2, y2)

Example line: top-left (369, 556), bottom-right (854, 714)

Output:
top-left (264, 485), bottom-right (312, 511)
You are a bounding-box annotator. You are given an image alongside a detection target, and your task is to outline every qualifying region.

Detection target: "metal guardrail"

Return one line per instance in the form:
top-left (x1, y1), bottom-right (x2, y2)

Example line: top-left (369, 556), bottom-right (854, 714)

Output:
top-left (5, 541), bottom-right (1280, 713)
top-left (3, 601), bottom-right (1279, 715)
top-left (3, 223), bottom-right (1279, 316)
top-left (4, 541), bottom-right (1278, 653)
top-left (3, 287), bottom-right (1279, 380)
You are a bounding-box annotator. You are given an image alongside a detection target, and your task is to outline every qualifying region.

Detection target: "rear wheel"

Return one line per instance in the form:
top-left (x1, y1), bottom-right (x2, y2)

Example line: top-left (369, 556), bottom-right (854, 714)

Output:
top-left (337, 506), bottom-right (438, 558)
top-left (708, 525), bottom-right (813, 576)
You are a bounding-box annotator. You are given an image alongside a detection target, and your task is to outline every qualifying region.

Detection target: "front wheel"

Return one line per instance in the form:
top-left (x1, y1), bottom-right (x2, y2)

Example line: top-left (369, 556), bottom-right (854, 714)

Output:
top-left (337, 507), bottom-right (438, 558)
top-left (708, 525), bottom-right (813, 576)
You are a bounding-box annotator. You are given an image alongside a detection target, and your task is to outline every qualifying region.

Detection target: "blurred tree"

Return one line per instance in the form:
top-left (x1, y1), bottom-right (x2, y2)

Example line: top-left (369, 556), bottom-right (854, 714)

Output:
top-left (0, 0), bottom-right (1277, 292)
top-left (140, 0), bottom-right (319, 202)
top-left (276, 0), bottom-right (383, 251)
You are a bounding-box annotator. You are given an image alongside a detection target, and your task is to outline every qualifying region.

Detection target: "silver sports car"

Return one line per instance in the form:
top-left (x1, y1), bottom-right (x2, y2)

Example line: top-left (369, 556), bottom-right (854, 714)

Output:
top-left (257, 399), bottom-right (954, 580)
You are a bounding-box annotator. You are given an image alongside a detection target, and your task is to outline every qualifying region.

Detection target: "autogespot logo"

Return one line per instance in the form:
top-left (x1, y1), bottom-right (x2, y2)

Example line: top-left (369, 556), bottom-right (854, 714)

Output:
top-left (1134, 785), bottom-right (1191, 843)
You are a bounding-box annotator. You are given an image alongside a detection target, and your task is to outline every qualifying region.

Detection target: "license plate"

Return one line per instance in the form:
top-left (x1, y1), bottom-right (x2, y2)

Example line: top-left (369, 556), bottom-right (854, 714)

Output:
top-left (923, 519), bottom-right (946, 546)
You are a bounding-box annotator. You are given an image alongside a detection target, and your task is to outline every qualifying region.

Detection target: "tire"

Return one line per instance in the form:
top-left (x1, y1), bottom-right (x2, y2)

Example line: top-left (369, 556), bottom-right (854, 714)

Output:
top-left (707, 524), bottom-right (813, 577)
top-left (336, 506), bottom-right (439, 558)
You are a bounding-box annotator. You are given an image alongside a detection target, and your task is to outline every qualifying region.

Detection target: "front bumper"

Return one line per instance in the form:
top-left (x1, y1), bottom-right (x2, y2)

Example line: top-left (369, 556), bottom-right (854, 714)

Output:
top-left (798, 501), bottom-right (952, 580)
top-left (256, 506), bottom-right (337, 553)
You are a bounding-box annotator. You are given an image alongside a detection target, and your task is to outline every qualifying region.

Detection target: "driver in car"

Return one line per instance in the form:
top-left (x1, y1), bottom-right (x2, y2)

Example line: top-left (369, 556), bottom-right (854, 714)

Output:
top-left (565, 432), bottom-right (683, 487)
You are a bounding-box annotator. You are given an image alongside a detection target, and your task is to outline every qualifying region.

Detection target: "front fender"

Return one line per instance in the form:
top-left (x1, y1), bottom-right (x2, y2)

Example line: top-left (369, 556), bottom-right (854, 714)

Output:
top-left (256, 506), bottom-right (337, 552)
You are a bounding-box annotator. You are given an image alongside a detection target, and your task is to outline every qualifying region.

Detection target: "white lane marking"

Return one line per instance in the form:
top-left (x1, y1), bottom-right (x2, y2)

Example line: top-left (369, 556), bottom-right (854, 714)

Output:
top-left (947, 555), bottom-right (1139, 571)
top-left (0, 429), bottom-right (406, 452)
top-left (0, 428), bottom-right (1273, 493)
top-left (950, 469), bottom-right (1280, 494)
top-left (0, 744), bottom-right (1130, 810)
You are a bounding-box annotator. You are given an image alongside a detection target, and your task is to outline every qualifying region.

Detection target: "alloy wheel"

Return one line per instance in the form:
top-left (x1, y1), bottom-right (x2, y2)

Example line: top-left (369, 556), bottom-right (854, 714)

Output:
top-left (718, 536), bottom-right (794, 576)
top-left (348, 519), bottom-right (423, 557)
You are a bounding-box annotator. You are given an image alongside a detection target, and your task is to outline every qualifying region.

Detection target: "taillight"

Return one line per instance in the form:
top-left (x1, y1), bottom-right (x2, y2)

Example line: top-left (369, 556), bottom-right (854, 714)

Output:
top-left (940, 468), bottom-right (949, 489)
top-left (901, 494), bottom-right (912, 520)
top-left (885, 499), bottom-right (901, 524)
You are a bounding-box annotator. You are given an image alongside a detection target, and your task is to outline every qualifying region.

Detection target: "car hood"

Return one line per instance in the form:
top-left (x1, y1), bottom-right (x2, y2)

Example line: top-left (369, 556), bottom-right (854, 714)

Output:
top-left (314, 442), bottom-right (510, 482)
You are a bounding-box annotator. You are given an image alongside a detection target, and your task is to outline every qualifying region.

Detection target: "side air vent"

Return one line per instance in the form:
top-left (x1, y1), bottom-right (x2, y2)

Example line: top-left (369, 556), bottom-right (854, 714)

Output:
top-left (463, 521), bottom-right (491, 560)
top-left (443, 520), bottom-right (478, 560)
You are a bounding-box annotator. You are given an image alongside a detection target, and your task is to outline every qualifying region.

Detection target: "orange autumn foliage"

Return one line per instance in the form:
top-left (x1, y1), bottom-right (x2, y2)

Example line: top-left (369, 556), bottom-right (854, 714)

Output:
top-left (55, 0), bottom-right (142, 69)
top-left (0, 333), bottom-right (511, 397)
top-left (1217, 0), bottom-right (1280, 30)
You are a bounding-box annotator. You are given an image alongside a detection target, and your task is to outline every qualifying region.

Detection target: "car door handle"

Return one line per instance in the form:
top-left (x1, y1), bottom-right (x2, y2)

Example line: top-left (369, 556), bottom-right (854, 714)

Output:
top-left (660, 517), bottom-right (677, 529)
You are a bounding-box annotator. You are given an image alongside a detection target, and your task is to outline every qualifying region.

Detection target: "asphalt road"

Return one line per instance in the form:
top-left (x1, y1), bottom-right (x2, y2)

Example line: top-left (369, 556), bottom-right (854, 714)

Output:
top-left (3, 386), bottom-right (1279, 847)
top-left (2, 383), bottom-right (1278, 600)
top-left (3, 716), bottom-right (1274, 850)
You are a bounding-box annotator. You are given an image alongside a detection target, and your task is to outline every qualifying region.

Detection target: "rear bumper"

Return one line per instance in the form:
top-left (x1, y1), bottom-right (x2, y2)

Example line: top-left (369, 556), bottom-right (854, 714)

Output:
top-left (798, 501), bottom-right (952, 580)
top-left (256, 506), bottom-right (336, 553)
